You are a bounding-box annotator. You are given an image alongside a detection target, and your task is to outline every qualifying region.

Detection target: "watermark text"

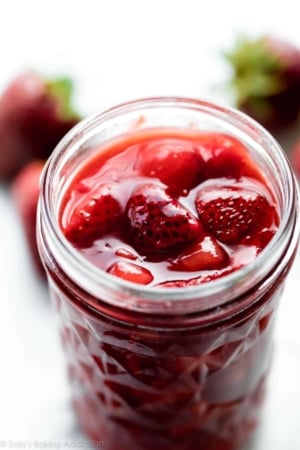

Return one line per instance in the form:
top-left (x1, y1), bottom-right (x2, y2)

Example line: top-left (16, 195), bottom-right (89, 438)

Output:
top-left (0, 441), bottom-right (104, 449)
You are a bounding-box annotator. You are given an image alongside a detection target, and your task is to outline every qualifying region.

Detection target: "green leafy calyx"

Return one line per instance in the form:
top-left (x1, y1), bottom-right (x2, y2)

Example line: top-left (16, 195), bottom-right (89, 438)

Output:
top-left (46, 77), bottom-right (79, 120)
top-left (224, 36), bottom-right (286, 104)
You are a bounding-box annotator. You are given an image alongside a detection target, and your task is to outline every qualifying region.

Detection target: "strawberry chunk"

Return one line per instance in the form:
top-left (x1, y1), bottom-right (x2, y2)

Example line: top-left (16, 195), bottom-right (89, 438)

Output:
top-left (198, 133), bottom-right (264, 182)
top-left (136, 138), bottom-right (205, 196)
top-left (126, 184), bottom-right (202, 255)
top-left (241, 228), bottom-right (277, 251)
top-left (169, 236), bottom-right (229, 271)
top-left (195, 179), bottom-right (278, 246)
top-left (115, 248), bottom-right (138, 260)
top-left (108, 261), bottom-right (153, 285)
top-left (63, 184), bottom-right (123, 248)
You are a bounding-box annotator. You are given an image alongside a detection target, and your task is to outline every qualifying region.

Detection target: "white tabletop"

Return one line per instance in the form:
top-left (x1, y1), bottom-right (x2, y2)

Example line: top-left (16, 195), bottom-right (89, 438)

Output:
top-left (1, 1), bottom-right (300, 448)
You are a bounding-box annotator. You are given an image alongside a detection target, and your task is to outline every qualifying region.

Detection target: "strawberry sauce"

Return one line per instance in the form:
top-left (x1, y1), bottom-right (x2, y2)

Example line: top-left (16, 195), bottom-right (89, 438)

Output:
top-left (60, 132), bottom-right (279, 287)
top-left (48, 125), bottom-right (292, 450)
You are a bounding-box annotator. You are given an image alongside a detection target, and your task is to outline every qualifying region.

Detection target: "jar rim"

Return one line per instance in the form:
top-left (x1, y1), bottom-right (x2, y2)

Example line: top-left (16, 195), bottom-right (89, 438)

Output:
top-left (38, 96), bottom-right (299, 314)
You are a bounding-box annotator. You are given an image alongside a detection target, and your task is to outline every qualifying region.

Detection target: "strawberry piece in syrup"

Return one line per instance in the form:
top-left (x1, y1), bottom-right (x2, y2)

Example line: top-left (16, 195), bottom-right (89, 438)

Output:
top-left (169, 236), bottom-right (229, 272)
top-left (136, 138), bottom-right (205, 196)
top-left (195, 179), bottom-right (278, 246)
top-left (126, 184), bottom-right (202, 255)
top-left (108, 261), bottom-right (153, 285)
top-left (63, 184), bottom-right (123, 248)
top-left (198, 133), bottom-right (264, 182)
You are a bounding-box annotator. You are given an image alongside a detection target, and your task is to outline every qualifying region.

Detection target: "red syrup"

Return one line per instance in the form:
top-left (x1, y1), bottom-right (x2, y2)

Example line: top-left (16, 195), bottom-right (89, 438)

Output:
top-left (60, 132), bottom-right (279, 288)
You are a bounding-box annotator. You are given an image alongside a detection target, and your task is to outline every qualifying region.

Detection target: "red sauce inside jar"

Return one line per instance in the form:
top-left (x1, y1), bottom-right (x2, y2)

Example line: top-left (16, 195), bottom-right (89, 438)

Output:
top-left (56, 130), bottom-right (281, 450)
top-left (60, 130), bottom-right (279, 286)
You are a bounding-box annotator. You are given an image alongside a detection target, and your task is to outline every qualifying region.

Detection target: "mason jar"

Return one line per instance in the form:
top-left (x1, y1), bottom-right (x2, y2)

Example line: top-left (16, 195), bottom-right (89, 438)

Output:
top-left (37, 98), bottom-right (299, 450)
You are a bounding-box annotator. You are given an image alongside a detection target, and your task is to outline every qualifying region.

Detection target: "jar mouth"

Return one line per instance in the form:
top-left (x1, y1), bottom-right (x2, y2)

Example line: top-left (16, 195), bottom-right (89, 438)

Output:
top-left (39, 97), bottom-right (300, 313)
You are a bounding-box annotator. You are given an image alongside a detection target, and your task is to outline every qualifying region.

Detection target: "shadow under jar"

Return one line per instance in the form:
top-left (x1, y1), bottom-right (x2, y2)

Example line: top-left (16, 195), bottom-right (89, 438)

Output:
top-left (37, 98), bottom-right (299, 450)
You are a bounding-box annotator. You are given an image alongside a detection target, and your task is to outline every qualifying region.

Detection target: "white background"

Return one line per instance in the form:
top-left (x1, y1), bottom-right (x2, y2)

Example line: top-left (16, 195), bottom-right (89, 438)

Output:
top-left (0, 1), bottom-right (300, 448)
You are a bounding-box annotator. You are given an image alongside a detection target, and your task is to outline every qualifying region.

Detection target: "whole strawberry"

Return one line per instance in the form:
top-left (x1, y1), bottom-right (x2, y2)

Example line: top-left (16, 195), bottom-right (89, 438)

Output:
top-left (224, 35), bottom-right (300, 131)
top-left (11, 160), bottom-right (45, 276)
top-left (0, 71), bottom-right (80, 179)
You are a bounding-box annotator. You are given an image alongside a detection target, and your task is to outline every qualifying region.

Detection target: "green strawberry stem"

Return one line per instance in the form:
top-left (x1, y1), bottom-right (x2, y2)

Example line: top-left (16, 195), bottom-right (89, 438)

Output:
top-left (46, 77), bottom-right (80, 120)
top-left (223, 35), bottom-right (286, 105)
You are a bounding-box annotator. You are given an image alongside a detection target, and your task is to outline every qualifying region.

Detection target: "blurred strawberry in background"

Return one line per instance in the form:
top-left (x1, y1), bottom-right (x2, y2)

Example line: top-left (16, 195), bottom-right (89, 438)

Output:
top-left (11, 160), bottom-right (46, 276)
top-left (0, 71), bottom-right (80, 179)
top-left (0, 70), bottom-right (82, 278)
top-left (290, 139), bottom-right (300, 179)
top-left (223, 34), bottom-right (300, 133)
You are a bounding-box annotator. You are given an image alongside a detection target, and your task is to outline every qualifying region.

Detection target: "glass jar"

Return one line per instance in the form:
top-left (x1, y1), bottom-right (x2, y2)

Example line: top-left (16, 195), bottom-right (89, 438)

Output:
top-left (37, 98), bottom-right (299, 450)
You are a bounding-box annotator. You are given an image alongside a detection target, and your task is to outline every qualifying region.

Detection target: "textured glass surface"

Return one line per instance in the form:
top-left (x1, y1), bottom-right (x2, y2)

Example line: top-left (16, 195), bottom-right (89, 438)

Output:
top-left (51, 282), bottom-right (282, 450)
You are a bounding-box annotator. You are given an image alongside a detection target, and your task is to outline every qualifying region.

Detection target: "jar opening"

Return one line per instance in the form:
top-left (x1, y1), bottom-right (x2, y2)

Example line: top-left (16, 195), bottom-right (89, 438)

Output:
top-left (38, 97), bottom-right (299, 315)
